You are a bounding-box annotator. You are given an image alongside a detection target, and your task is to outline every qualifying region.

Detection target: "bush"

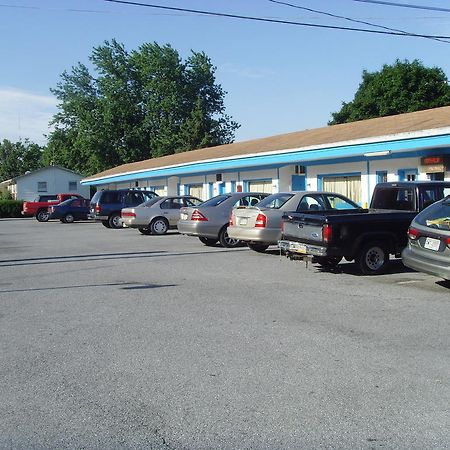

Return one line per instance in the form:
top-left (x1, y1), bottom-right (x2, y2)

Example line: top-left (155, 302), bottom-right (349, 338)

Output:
top-left (0, 200), bottom-right (23, 218)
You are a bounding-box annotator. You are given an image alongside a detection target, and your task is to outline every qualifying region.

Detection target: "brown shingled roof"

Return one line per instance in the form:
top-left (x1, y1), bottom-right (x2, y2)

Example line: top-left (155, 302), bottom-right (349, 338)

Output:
top-left (84, 106), bottom-right (450, 181)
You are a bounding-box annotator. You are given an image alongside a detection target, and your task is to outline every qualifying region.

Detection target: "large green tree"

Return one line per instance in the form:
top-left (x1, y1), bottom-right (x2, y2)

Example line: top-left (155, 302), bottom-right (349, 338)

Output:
top-left (0, 139), bottom-right (43, 181)
top-left (44, 40), bottom-right (239, 175)
top-left (329, 59), bottom-right (450, 125)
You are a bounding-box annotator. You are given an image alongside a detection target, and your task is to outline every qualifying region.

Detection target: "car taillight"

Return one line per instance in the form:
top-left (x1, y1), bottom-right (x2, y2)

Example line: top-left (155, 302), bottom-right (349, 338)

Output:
top-left (322, 224), bottom-right (332, 243)
top-left (255, 213), bottom-right (266, 228)
top-left (407, 227), bottom-right (420, 240)
top-left (229, 213), bottom-right (235, 226)
top-left (445, 237), bottom-right (450, 248)
top-left (191, 209), bottom-right (208, 221)
top-left (95, 205), bottom-right (101, 213)
top-left (121, 212), bottom-right (136, 218)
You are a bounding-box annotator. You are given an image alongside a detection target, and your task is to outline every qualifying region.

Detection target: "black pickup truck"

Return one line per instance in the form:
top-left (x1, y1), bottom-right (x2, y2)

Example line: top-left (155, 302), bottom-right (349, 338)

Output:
top-left (278, 181), bottom-right (450, 275)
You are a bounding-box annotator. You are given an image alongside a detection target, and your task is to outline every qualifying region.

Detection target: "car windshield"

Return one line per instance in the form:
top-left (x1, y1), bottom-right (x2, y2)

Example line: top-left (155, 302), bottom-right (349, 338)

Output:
top-left (416, 199), bottom-right (450, 231)
top-left (141, 197), bottom-right (161, 207)
top-left (198, 195), bottom-right (231, 207)
top-left (256, 193), bottom-right (294, 209)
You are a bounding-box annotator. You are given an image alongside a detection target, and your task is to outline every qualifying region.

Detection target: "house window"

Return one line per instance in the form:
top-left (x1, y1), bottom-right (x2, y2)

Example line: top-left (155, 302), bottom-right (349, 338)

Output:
top-left (37, 182), bottom-right (47, 192)
top-left (68, 181), bottom-right (77, 191)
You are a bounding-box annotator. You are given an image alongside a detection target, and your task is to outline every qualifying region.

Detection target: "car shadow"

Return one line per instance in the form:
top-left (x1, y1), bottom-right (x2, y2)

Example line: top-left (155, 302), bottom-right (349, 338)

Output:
top-left (314, 259), bottom-right (415, 276)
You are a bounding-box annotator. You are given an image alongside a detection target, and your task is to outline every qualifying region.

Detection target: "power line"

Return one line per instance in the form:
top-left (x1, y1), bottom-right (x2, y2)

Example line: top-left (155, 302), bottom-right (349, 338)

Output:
top-left (351, 0), bottom-right (450, 13)
top-left (268, 0), bottom-right (450, 43)
top-left (99, 0), bottom-right (450, 39)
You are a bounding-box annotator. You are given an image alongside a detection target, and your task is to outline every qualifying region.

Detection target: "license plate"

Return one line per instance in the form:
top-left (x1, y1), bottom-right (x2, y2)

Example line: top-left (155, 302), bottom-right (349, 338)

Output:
top-left (424, 237), bottom-right (441, 251)
top-left (239, 218), bottom-right (248, 226)
top-left (291, 243), bottom-right (307, 254)
top-left (180, 213), bottom-right (188, 220)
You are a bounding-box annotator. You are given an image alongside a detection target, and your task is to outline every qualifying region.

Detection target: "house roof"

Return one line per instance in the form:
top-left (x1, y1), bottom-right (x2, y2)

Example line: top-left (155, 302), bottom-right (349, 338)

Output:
top-left (9, 165), bottom-right (85, 183)
top-left (83, 106), bottom-right (450, 182)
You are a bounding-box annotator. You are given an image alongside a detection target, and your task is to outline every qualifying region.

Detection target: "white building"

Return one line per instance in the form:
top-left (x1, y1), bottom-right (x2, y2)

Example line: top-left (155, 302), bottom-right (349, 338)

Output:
top-left (0, 166), bottom-right (90, 201)
top-left (81, 107), bottom-right (450, 206)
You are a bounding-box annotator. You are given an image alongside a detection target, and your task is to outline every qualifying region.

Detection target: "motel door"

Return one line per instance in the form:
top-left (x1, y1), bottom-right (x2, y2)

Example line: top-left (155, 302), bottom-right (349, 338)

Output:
top-left (322, 175), bottom-right (361, 204)
top-left (187, 184), bottom-right (204, 200)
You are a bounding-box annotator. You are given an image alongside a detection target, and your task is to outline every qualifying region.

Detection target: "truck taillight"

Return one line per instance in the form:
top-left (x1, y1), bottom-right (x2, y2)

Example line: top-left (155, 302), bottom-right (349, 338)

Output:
top-left (191, 209), bottom-right (208, 221)
top-left (407, 227), bottom-right (420, 240)
top-left (95, 205), bottom-right (101, 213)
top-left (255, 213), bottom-right (266, 228)
top-left (322, 224), bottom-right (332, 243)
top-left (121, 212), bottom-right (136, 218)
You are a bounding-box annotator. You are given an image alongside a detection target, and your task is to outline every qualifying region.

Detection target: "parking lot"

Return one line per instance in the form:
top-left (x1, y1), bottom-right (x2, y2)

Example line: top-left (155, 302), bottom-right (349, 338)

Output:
top-left (0, 218), bottom-right (449, 449)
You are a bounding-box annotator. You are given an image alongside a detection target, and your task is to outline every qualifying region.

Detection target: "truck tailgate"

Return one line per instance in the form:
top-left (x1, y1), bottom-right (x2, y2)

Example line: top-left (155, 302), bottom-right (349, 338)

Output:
top-left (282, 213), bottom-right (325, 244)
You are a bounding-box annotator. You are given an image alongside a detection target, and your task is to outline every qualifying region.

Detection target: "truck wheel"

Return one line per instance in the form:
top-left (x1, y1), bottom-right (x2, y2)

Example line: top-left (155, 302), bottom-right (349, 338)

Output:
top-left (62, 213), bottom-right (75, 224)
top-left (102, 220), bottom-right (111, 228)
top-left (36, 209), bottom-right (50, 222)
top-left (150, 217), bottom-right (169, 235)
top-left (357, 242), bottom-right (388, 275)
top-left (138, 227), bottom-right (152, 235)
top-left (219, 226), bottom-right (240, 248)
top-left (108, 213), bottom-right (122, 229)
top-left (314, 256), bottom-right (342, 268)
top-left (199, 236), bottom-right (217, 246)
top-left (247, 243), bottom-right (269, 253)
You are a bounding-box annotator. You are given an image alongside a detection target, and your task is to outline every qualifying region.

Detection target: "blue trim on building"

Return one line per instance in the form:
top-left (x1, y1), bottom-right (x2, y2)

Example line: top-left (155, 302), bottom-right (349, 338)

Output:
top-left (82, 134), bottom-right (450, 185)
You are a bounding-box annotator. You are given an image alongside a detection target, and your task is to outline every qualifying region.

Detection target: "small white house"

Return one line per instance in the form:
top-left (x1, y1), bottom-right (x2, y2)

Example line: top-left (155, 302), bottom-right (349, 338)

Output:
top-left (0, 166), bottom-right (90, 201)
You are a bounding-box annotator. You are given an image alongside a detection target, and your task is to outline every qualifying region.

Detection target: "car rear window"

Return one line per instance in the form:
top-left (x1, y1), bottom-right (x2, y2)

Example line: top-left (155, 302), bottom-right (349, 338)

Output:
top-left (141, 197), bottom-right (161, 207)
top-left (415, 198), bottom-right (450, 231)
top-left (91, 191), bottom-right (102, 203)
top-left (199, 195), bottom-right (231, 207)
top-left (257, 193), bottom-right (294, 209)
top-left (101, 191), bottom-right (121, 204)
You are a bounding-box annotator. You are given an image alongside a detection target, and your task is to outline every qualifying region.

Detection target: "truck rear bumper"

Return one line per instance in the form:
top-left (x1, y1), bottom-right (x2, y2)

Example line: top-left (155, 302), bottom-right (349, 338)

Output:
top-left (278, 240), bottom-right (326, 256)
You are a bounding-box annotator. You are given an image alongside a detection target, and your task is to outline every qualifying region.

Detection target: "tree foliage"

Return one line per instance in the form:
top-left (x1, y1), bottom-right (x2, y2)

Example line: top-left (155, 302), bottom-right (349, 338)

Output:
top-left (44, 40), bottom-right (240, 175)
top-left (329, 59), bottom-right (450, 125)
top-left (0, 139), bottom-right (43, 181)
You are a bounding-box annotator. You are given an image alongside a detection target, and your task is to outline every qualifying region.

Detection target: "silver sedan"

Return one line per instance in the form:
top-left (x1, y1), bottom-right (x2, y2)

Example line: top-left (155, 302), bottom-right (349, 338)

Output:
top-left (228, 191), bottom-right (361, 252)
top-left (121, 196), bottom-right (202, 235)
top-left (177, 192), bottom-right (269, 247)
top-left (402, 196), bottom-right (450, 280)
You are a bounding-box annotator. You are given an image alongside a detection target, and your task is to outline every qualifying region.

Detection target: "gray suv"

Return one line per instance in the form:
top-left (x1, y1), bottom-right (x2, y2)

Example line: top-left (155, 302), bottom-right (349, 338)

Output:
top-left (90, 189), bottom-right (158, 229)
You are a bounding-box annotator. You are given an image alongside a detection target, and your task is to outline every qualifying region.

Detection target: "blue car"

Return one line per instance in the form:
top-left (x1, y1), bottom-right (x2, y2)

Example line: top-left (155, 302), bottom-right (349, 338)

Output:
top-left (48, 198), bottom-right (90, 223)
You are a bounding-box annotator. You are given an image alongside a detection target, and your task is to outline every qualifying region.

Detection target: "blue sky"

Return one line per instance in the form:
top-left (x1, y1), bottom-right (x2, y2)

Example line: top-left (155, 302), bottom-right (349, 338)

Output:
top-left (2, 0), bottom-right (450, 145)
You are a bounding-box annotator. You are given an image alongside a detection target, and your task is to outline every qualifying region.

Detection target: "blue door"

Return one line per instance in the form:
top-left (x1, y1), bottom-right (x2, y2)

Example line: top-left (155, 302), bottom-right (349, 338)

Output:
top-left (292, 175), bottom-right (306, 191)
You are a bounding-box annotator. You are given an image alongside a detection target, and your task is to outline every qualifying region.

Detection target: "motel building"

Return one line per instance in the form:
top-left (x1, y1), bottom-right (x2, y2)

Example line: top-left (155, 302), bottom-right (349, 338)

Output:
top-left (81, 106), bottom-right (450, 206)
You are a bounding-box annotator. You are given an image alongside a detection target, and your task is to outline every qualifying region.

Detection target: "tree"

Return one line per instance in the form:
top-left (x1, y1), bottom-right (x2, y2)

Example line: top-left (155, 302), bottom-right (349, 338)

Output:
top-left (0, 139), bottom-right (43, 181)
top-left (329, 59), bottom-right (450, 125)
top-left (45, 40), bottom-right (240, 175)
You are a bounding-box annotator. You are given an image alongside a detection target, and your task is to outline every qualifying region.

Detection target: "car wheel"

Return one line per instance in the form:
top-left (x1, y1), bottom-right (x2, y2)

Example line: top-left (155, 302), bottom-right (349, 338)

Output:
top-left (108, 213), bottom-right (122, 229)
top-left (357, 242), bottom-right (388, 275)
top-left (247, 243), bottom-right (269, 253)
top-left (36, 209), bottom-right (50, 222)
top-left (62, 213), bottom-right (75, 224)
top-left (314, 256), bottom-right (342, 268)
top-left (199, 236), bottom-right (218, 246)
top-left (138, 227), bottom-right (152, 235)
top-left (218, 226), bottom-right (240, 248)
top-left (102, 220), bottom-right (111, 228)
top-left (150, 217), bottom-right (169, 235)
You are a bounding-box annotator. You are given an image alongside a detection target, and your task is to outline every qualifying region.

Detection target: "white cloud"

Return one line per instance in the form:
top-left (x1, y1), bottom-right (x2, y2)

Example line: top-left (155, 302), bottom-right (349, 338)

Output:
top-left (0, 87), bottom-right (58, 145)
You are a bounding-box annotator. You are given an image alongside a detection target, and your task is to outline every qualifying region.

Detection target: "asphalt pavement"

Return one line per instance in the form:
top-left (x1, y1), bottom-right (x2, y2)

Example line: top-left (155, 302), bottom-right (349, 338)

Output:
top-left (0, 218), bottom-right (449, 449)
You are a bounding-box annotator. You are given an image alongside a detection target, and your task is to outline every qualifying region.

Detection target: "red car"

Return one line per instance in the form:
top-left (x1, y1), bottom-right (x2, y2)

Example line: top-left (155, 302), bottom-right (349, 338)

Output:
top-left (22, 193), bottom-right (85, 222)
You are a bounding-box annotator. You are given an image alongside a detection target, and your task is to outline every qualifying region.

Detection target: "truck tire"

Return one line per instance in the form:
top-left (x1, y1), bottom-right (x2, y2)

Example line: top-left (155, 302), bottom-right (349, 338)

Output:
top-left (36, 209), bottom-right (50, 222)
top-left (357, 242), bottom-right (389, 275)
top-left (247, 243), bottom-right (269, 253)
top-left (218, 226), bottom-right (240, 248)
top-left (108, 213), bottom-right (122, 229)
top-left (199, 236), bottom-right (217, 246)
top-left (150, 217), bottom-right (169, 235)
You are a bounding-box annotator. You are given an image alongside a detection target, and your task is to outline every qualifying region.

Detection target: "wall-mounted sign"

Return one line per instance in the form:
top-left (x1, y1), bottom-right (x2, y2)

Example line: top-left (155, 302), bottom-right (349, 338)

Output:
top-left (421, 156), bottom-right (444, 165)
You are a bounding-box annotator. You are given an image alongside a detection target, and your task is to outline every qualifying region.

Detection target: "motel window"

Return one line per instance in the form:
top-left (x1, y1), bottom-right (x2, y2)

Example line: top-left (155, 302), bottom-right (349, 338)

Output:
top-left (247, 180), bottom-right (273, 194)
top-left (68, 181), bottom-right (77, 191)
top-left (321, 175), bottom-right (361, 204)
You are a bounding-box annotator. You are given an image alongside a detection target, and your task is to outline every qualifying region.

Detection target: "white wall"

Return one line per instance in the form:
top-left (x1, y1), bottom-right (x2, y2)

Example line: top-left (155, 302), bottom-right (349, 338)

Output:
top-left (16, 167), bottom-right (90, 201)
